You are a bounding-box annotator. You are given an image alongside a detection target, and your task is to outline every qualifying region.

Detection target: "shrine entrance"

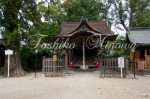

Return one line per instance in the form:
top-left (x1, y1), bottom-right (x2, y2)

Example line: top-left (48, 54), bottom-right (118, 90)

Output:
top-left (72, 36), bottom-right (98, 69)
top-left (53, 19), bottom-right (118, 71)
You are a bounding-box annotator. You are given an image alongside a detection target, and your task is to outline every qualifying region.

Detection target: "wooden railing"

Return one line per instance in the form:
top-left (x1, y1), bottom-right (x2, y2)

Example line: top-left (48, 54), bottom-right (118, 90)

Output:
top-left (42, 57), bottom-right (64, 77)
top-left (100, 56), bottom-right (128, 78)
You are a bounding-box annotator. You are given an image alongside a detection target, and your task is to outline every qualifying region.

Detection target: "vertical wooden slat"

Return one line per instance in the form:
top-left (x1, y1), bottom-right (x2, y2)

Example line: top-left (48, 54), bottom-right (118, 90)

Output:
top-left (56, 59), bottom-right (57, 76)
top-left (47, 58), bottom-right (49, 73)
top-left (57, 58), bottom-right (58, 75)
top-left (112, 58), bottom-right (114, 77)
top-left (45, 58), bottom-right (47, 73)
top-left (106, 57), bottom-right (108, 77)
top-left (101, 55), bottom-right (103, 76)
top-left (105, 56), bottom-right (106, 77)
top-left (59, 58), bottom-right (60, 75)
top-left (105, 58), bottom-right (108, 76)
top-left (115, 58), bottom-right (117, 77)
top-left (116, 58), bottom-right (118, 77)
top-left (57, 58), bottom-right (59, 75)
top-left (117, 57), bottom-right (119, 77)
top-left (102, 56), bottom-right (105, 76)
top-left (111, 57), bottom-right (113, 77)
top-left (114, 58), bottom-right (116, 77)
top-left (103, 56), bottom-right (106, 77)
top-left (42, 57), bottom-right (45, 74)
top-left (111, 58), bottom-right (112, 77)
top-left (108, 58), bottom-right (109, 77)
top-left (42, 57), bottom-right (64, 77)
top-left (50, 58), bottom-right (52, 75)
top-left (110, 57), bottom-right (112, 77)
top-left (101, 56), bottom-right (127, 78)
top-left (48, 58), bottom-right (49, 76)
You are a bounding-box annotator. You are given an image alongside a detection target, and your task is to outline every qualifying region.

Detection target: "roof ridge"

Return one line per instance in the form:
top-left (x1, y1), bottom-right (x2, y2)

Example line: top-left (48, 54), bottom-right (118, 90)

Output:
top-left (62, 21), bottom-right (107, 24)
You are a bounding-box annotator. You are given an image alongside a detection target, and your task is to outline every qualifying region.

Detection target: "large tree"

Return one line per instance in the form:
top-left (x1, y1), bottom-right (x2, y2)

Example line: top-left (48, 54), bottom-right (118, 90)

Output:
top-left (20, 0), bottom-right (64, 70)
top-left (103, 0), bottom-right (150, 34)
top-left (37, 0), bottom-right (63, 38)
top-left (63, 0), bottom-right (106, 22)
top-left (0, 0), bottom-right (41, 76)
top-left (129, 0), bottom-right (150, 27)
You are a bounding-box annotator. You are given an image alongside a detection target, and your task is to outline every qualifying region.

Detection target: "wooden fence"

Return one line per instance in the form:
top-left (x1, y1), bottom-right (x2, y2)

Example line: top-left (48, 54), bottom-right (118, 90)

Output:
top-left (100, 56), bottom-right (129, 78)
top-left (42, 57), bottom-right (64, 77)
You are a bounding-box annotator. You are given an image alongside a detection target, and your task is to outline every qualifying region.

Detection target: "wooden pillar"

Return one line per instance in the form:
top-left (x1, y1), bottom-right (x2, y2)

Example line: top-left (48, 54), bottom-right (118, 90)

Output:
top-left (82, 37), bottom-right (85, 70)
top-left (65, 54), bottom-right (68, 73)
top-left (145, 49), bottom-right (147, 56)
top-left (145, 49), bottom-right (147, 67)
top-left (98, 49), bottom-right (103, 77)
top-left (62, 49), bottom-right (68, 73)
top-left (98, 49), bottom-right (102, 63)
top-left (53, 54), bottom-right (57, 77)
top-left (125, 58), bottom-right (129, 75)
top-left (42, 56), bottom-right (45, 74)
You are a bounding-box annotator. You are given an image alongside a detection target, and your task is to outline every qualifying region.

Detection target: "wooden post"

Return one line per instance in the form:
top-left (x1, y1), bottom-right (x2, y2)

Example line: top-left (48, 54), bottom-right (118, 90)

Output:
top-left (62, 49), bottom-right (68, 74)
top-left (82, 37), bottom-right (85, 70)
top-left (99, 51), bottom-right (102, 77)
top-left (53, 54), bottom-right (57, 77)
top-left (125, 58), bottom-right (129, 75)
top-left (132, 50), bottom-right (135, 78)
top-left (42, 57), bottom-right (45, 74)
top-left (145, 49), bottom-right (147, 68)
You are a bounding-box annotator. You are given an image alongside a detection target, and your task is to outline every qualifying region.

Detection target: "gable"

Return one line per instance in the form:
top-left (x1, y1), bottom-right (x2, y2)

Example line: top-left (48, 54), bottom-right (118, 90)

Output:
top-left (57, 20), bottom-right (112, 37)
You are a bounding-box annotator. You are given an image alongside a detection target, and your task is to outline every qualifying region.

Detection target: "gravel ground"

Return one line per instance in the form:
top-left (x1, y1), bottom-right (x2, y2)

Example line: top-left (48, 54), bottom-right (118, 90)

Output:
top-left (0, 70), bottom-right (150, 99)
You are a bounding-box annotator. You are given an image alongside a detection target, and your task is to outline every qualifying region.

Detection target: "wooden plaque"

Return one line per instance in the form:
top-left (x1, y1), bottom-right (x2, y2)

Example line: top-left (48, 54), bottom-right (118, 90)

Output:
top-left (53, 55), bottom-right (57, 61)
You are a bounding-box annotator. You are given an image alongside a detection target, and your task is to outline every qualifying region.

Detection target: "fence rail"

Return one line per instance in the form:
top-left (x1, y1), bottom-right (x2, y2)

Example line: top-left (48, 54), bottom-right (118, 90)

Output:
top-left (42, 57), bottom-right (64, 77)
top-left (100, 56), bottom-right (128, 78)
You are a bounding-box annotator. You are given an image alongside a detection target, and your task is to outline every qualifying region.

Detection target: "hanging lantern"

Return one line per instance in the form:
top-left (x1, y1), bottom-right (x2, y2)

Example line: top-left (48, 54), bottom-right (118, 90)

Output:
top-left (69, 62), bottom-right (73, 67)
top-left (95, 62), bottom-right (100, 67)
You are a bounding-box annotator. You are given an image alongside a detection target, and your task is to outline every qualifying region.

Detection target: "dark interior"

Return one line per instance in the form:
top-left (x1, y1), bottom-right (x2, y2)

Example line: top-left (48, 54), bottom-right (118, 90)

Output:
top-left (85, 47), bottom-right (97, 66)
top-left (73, 46), bottom-right (97, 67)
top-left (0, 45), bottom-right (5, 67)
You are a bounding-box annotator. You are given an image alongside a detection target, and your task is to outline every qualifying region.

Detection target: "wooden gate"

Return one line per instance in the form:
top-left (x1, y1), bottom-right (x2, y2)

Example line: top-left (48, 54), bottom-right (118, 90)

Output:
top-left (42, 57), bottom-right (65, 77)
top-left (100, 56), bottom-right (129, 78)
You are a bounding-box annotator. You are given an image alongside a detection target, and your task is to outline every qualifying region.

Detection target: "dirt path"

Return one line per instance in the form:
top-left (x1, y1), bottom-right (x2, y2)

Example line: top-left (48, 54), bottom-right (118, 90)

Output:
top-left (0, 70), bottom-right (150, 99)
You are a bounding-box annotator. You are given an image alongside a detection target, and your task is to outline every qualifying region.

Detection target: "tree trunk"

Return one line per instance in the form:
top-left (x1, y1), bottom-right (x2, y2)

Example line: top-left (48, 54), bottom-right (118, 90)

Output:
top-left (5, 48), bottom-right (26, 77)
top-left (12, 49), bottom-right (26, 77)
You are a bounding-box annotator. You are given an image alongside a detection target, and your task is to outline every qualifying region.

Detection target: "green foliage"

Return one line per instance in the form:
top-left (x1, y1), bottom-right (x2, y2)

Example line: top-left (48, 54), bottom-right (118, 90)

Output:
top-left (113, 37), bottom-right (129, 57)
top-left (103, 0), bottom-right (130, 31)
top-left (0, 0), bottom-right (44, 71)
top-left (130, 0), bottom-right (150, 27)
top-left (0, 0), bottom-right (41, 49)
top-left (3, 0), bottom-right (149, 69)
top-left (20, 45), bottom-right (33, 69)
top-left (20, 45), bottom-right (43, 70)
top-left (6, 30), bottom-right (22, 49)
top-left (56, 50), bottom-right (63, 58)
top-left (135, 14), bottom-right (150, 27)
top-left (102, 37), bottom-right (130, 57)
top-left (63, 0), bottom-right (105, 21)
top-left (38, 0), bottom-right (64, 23)
top-left (104, 0), bottom-right (150, 32)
